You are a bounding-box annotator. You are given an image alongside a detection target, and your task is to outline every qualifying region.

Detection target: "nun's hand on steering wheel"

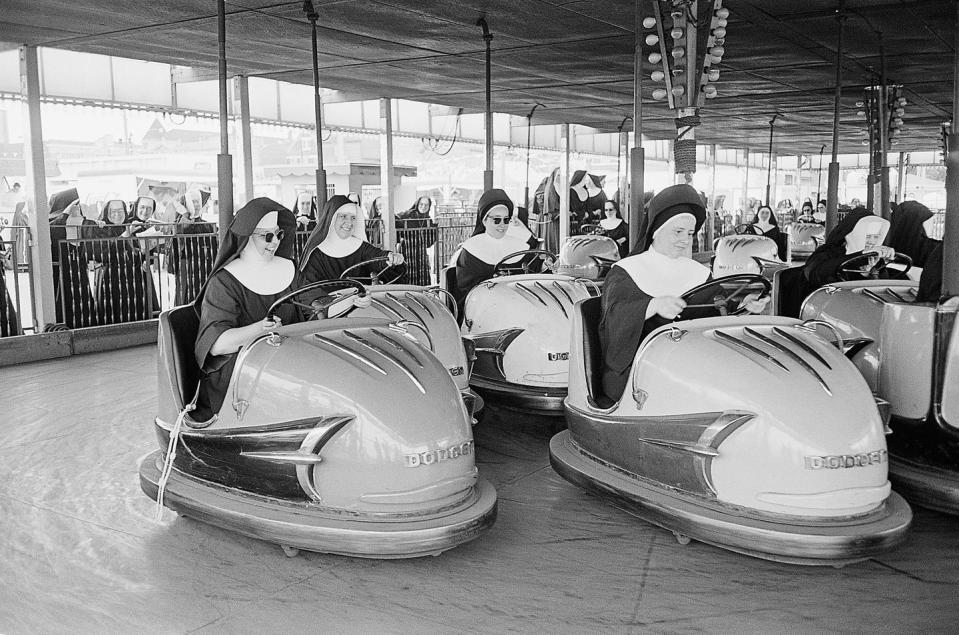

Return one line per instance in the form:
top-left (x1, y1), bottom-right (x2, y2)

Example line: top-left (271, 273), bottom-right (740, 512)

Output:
top-left (266, 279), bottom-right (367, 321)
top-left (387, 251), bottom-right (405, 266)
top-left (867, 246), bottom-right (896, 260)
top-left (493, 249), bottom-right (556, 276)
top-left (648, 296), bottom-right (686, 320)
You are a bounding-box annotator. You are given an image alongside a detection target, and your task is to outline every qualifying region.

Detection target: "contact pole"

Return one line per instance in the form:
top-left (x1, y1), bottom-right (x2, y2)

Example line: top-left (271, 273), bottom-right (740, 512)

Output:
top-left (629, 0), bottom-right (646, 252)
top-left (943, 1), bottom-right (959, 297)
top-left (304, 1), bottom-right (329, 208)
top-left (826, 0), bottom-right (845, 233)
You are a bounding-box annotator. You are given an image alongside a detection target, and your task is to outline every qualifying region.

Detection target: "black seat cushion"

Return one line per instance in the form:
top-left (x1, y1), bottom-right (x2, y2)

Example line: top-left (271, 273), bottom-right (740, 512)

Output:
top-left (160, 305), bottom-right (201, 409)
top-left (580, 297), bottom-right (613, 408)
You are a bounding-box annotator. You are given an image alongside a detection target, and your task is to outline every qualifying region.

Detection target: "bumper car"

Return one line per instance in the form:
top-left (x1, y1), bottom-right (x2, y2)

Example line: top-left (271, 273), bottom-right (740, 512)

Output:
top-left (552, 225), bottom-right (621, 280)
top-left (337, 256), bottom-right (483, 421)
top-left (550, 274), bottom-right (912, 565)
top-left (139, 279), bottom-right (497, 558)
top-left (801, 256), bottom-right (959, 515)
top-left (459, 249), bottom-right (600, 414)
top-left (786, 221), bottom-right (825, 262)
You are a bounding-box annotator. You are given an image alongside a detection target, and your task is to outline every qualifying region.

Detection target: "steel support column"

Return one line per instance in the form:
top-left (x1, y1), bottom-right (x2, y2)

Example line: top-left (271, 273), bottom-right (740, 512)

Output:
top-left (236, 75), bottom-right (254, 204)
top-left (19, 45), bottom-right (54, 329)
top-left (216, 0), bottom-right (234, 238)
top-left (943, 2), bottom-right (959, 297)
top-left (629, 0), bottom-right (646, 252)
top-left (559, 123), bottom-right (570, 247)
top-left (380, 98), bottom-right (396, 250)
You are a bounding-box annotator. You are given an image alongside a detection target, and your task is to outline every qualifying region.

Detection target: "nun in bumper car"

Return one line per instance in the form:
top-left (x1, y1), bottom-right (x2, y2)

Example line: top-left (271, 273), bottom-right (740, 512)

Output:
top-left (193, 198), bottom-right (301, 422)
top-left (453, 189), bottom-right (541, 301)
top-left (298, 194), bottom-right (403, 284)
top-left (778, 207), bottom-right (894, 317)
top-left (599, 184), bottom-right (767, 399)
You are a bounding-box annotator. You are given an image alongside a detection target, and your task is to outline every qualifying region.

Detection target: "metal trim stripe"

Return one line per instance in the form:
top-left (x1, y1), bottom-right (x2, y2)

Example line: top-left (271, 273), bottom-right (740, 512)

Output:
top-left (533, 280), bottom-right (568, 317)
top-left (772, 326), bottom-right (832, 369)
top-left (404, 291), bottom-right (436, 319)
top-left (312, 334), bottom-right (388, 376)
top-left (343, 330), bottom-right (426, 394)
top-left (714, 329), bottom-right (790, 373)
top-left (744, 327), bottom-right (832, 396)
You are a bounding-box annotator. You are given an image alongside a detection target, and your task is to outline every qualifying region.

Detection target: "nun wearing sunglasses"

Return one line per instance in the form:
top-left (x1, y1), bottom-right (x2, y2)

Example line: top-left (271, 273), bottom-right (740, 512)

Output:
top-left (453, 189), bottom-right (540, 301)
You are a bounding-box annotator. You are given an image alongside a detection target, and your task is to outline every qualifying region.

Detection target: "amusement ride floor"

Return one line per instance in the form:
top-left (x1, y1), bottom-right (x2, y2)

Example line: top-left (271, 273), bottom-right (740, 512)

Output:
top-left (1, 346), bottom-right (957, 634)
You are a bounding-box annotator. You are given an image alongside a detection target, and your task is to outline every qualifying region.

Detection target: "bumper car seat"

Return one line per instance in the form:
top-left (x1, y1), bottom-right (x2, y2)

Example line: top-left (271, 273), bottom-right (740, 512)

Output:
top-left (578, 297), bottom-right (615, 410)
top-left (159, 305), bottom-right (201, 411)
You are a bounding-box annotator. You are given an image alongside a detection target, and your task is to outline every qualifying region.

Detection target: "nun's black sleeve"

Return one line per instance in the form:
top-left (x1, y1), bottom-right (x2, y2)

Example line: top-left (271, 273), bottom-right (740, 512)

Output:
top-left (803, 244), bottom-right (849, 289)
top-left (455, 249), bottom-right (494, 301)
top-left (598, 266), bottom-right (654, 400)
top-left (917, 242), bottom-right (943, 303)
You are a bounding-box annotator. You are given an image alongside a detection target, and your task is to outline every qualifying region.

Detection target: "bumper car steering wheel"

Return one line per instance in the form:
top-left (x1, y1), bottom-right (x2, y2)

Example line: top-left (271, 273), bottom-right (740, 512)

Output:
top-left (267, 279), bottom-right (367, 321)
top-left (493, 249), bottom-right (555, 276)
top-left (578, 224), bottom-right (604, 235)
top-left (838, 251), bottom-right (912, 281)
top-left (677, 273), bottom-right (772, 320)
top-left (339, 255), bottom-right (407, 285)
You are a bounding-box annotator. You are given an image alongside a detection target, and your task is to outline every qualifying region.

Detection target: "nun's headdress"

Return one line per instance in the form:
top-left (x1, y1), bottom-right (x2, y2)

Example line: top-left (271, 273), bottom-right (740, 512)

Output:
top-left (472, 189), bottom-right (514, 236)
top-left (824, 207), bottom-right (890, 255)
top-left (195, 197), bottom-right (295, 310)
top-left (298, 194), bottom-right (368, 268)
top-left (888, 200), bottom-right (934, 263)
top-left (631, 184), bottom-right (706, 255)
top-left (99, 199), bottom-right (130, 224)
top-left (49, 188), bottom-right (80, 217)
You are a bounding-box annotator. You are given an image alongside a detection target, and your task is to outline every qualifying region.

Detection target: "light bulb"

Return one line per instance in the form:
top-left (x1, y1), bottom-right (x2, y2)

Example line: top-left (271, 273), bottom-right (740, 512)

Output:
top-left (643, 17), bottom-right (657, 29)
top-left (857, 110), bottom-right (866, 117)
top-left (646, 34), bottom-right (659, 46)
top-left (651, 70), bottom-right (665, 82)
top-left (897, 97), bottom-right (907, 106)
top-left (648, 52), bottom-right (662, 64)
top-left (652, 88), bottom-right (668, 100)
top-left (672, 47), bottom-right (685, 59)
top-left (715, 18), bottom-right (728, 28)
top-left (710, 46), bottom-right (725, 57)
top-left (704, 85), bottom-right (718, 98)
top-left (716, 7), bottom-right (730, 19)
top-left (672, 85), bottom-right (686, 96)
top-left (671, 27), bottom-right (684, 39)
top-left (707, 69), bottom-right (720, 82)
top-left (713, 27), bottom-right (726, 38)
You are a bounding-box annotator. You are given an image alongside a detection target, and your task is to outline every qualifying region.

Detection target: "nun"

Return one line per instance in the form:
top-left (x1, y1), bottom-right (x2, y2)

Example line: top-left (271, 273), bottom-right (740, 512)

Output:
top-left (599, 200), bottom-right (629, 258)
top-left (779, 208), bottom-right (895, 318)
top-left (396, 196), bottom-right (437, 285)
top-left (298, 194), bottom-right (403, 284)
top-left (48, 188), bottom-right (98, 327)
top-left (454, 189), bottom-right (541, 301)
top-left (193, 198), bottom-right (301, 422)
top-left (599, 185), bottom-right (766, 399)
top-left (167, 192), bottom-right (217, 306)
top-left (887, 200), bottom-right (939, 270)
top-left (748, 204), bottom-right (787, 261)
top-left (803, 207), bottom-right (894, 290)
top-left (292, 193), bottom-right (317, 231)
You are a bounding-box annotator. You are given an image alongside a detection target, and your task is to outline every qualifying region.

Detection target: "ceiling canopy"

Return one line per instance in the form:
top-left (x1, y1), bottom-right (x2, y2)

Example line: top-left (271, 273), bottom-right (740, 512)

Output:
top-left (2, 1), bottom-right (955, 155)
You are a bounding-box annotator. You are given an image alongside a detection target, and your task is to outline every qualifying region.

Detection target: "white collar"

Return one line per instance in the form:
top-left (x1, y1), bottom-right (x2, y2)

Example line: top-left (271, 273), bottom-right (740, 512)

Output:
top-left (317, 206), bottom-right (368, 258)
top-left (613, 248), bottom-right (709, 297)
top-left (599, 218), bottom-right (622, 230)
top-left (461, 232), bottom-right (535, 266)
top-left (224, 253), bottom-right (294, 295)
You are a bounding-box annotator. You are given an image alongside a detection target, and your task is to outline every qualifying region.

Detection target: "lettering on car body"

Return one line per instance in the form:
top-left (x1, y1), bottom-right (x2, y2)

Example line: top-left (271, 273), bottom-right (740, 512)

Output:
top-left (547, 352), bottom-right (569, 361)
top-left (406, 441), bottom-right (474, 467)
top-left (804, 449), bottom-right (887, 470)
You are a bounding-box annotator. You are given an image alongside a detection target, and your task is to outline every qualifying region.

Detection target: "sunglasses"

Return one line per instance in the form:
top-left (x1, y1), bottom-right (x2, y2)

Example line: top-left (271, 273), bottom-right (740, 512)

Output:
top-left (486, 216), bottom-right (510, 225)
top-left (253, 229), bottom-right (285, 243)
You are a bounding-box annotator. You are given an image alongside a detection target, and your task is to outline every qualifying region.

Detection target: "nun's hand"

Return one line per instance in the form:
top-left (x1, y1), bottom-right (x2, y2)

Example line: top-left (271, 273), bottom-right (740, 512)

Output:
top-left (263, 316), bottom-right (281, 330)
top-left (353, 294), bottom-right (372, 309)
top-left (387, 251), bottom-right (405, 266)
top-left (649, 296), bottom-right (686, 320)
top-left (866, 246), bottom-right (895, 260)
top-left (740, 292), bottom-right (770, 314)
top-left (296, 215), bottom-right (311, 227)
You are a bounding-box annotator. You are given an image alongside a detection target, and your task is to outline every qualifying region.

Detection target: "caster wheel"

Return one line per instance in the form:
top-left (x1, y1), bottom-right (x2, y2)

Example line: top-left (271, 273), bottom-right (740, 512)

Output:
top-left (673, 532), bottom-right (691, 546)
top-left (281, 545), bottom-right (300, 558)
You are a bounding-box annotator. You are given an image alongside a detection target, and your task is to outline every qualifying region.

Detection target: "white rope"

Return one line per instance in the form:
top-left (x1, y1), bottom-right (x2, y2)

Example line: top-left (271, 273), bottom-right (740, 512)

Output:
top-left (154, 401), bottom-right (195, 522)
